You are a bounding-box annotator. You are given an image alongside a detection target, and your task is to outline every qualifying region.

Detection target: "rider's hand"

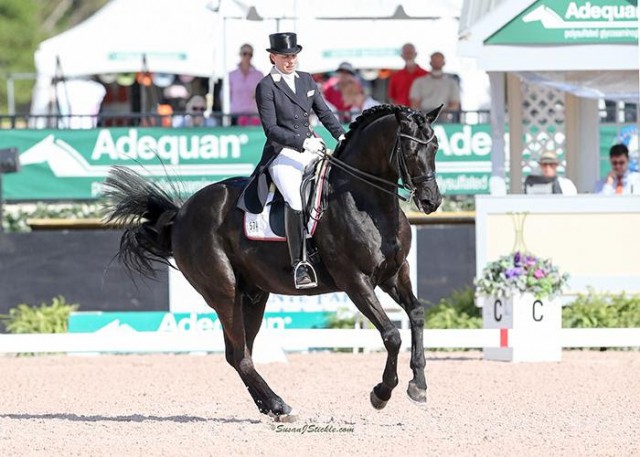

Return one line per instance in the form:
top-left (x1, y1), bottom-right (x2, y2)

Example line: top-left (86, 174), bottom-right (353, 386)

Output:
top-left (338, 134), bottom-right (346, 142)
top-left (303, 137), bottom-right (326, 155)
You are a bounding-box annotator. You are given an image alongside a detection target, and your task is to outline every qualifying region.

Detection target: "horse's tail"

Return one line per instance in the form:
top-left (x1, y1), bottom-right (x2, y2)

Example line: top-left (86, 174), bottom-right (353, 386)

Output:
top-left (102, 166), bottom-right (180, 279)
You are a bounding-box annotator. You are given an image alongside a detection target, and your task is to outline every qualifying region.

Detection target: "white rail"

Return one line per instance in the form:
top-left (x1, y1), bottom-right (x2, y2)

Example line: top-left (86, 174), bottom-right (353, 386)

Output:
top-left (0, 328), bottom-right (638, 354)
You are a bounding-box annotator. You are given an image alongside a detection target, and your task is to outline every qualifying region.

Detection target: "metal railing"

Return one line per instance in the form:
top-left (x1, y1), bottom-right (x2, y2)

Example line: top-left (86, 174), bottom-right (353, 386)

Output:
top-left (0, 109), bottom-right (493, 130)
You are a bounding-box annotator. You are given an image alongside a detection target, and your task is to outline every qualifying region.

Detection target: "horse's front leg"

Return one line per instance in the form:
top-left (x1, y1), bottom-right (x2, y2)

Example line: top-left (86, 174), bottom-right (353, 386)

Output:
top-left (344, 276), bottom-right (401, 410)
top-left (380, 261), bottom-right (427, 404)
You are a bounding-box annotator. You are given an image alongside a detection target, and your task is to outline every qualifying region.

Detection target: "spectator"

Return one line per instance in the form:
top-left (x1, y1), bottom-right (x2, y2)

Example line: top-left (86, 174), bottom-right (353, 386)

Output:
top-left (341, 80), bottom-right (381, 122)
top-left (409, 52), bottom-right (460, 121)
top-left (387, 43), bottom-right (428, 107)
top-left (595, 143), bottom-right (640, 194)
top-left (228, 44), bottom-right (263, 126)
top-left (524, 151), bottom-right (577, 195)
top-left (323, 62), bottom-right (358, 122)
top-left (177, 95), bottom-right (216, 127)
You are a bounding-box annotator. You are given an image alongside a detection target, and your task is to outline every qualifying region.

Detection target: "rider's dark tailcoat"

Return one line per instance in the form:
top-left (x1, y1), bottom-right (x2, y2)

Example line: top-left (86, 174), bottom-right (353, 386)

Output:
top-left (237, 68), bottom-right (345, 214)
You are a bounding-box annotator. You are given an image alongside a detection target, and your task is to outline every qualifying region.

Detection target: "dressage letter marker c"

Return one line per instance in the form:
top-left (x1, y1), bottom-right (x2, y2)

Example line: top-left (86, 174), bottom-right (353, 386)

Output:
top-left (532, 300), bottom-right (543, 322)
top-left (493, 299), bottom-right (502, 322)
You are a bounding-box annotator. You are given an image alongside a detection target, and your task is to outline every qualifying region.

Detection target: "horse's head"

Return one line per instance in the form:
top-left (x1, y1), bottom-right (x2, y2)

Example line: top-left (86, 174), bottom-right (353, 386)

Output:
top-left (393, 106), bottom-right (443, 214)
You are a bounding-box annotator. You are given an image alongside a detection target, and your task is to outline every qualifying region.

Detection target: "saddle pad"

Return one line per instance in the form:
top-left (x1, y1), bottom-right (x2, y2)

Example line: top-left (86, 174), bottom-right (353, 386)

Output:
top-left (244, 160), bottom-right (330, 242)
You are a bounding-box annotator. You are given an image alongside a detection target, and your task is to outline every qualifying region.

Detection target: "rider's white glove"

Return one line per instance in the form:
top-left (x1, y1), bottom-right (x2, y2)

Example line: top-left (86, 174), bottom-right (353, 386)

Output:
top-left (338, 134), bottom-right (346, 142)
top-left (303, 137), bottom-right (326, 155)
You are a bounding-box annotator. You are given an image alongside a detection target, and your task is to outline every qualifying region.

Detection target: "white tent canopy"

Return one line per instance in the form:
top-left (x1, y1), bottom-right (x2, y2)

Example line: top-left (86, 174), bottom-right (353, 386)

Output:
top-left (33, 0), bottom-right (493, 118)
top-left (35, 0), bottom-right (219, 78)
top-left (35, 0), bottom-right (469, 78)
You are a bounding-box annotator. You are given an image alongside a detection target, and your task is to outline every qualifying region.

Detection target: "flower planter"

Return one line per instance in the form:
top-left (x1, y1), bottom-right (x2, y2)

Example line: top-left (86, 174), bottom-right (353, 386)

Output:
top-left (481, 293), bottom-right (562, 362)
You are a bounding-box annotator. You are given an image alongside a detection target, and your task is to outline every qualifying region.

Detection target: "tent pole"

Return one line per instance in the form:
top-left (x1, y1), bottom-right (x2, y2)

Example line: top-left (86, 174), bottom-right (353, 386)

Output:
top-left (7, 76), bottom-right (15, 114)
top-left (488, 71), bottom-right (506, 195)
top-left (506, 73), bottom-right (523, 194)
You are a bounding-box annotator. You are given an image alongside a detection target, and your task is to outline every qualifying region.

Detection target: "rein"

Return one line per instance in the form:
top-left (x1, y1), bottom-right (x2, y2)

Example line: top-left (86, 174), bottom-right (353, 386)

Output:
top-left (320, 128), bottom-right (436, 203)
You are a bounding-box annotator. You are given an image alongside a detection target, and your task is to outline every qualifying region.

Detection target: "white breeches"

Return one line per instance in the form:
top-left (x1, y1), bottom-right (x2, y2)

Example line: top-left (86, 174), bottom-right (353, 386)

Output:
top-left (268, 147), bottom-right (317, 211)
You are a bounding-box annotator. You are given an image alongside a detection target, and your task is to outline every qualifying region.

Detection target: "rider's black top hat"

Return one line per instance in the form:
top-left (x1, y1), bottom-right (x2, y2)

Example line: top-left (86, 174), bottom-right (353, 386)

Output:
top-left (266, 32), bottom-right (302, 55)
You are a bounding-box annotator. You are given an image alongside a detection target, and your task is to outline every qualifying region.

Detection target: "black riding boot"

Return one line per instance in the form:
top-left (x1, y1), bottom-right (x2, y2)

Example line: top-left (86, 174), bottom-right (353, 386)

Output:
top-left (284, 203), bottom-right (315, 289)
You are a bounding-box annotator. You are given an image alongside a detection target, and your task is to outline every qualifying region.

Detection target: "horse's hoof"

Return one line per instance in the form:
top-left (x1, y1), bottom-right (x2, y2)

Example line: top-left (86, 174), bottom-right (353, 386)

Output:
top-left (370, 390), bottom-right (388, 410)
top-left (269, 409), bottom-right (299, 423)
top-left (407, 381), bottom-right (427, 404)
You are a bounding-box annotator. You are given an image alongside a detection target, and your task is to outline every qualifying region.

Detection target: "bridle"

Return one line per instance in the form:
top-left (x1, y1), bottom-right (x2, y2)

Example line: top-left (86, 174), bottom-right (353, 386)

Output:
top-left (320, 125), bottom-right (437, 203)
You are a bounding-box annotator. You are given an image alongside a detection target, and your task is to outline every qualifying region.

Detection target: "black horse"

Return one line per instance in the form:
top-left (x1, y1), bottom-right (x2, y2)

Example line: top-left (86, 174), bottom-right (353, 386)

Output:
top-left (103, 104), bottom-right (443, 421)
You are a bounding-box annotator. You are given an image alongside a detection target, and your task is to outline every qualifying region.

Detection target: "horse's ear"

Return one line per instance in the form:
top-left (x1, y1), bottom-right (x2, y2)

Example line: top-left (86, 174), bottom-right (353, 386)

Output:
top-left (425, 104), bottom-right (444, 124)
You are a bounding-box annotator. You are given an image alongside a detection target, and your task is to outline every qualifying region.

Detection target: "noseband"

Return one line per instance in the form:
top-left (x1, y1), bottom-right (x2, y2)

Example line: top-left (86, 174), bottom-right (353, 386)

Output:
top-left (320, 125), bottom-right (437, 203)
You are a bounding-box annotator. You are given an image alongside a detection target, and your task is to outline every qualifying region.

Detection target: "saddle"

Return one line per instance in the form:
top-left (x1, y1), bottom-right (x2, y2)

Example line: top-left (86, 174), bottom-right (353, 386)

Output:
top-left (243, 157), bottom-right (331, 241)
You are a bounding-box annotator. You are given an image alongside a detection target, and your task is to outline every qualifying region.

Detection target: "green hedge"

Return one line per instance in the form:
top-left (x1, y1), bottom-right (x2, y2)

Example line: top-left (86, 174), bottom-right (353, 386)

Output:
top-left (425, 288), bottom-right (481, 329)
top-left (2, 203), bottom-right (103, 232)
top-left (0, 296), bottom-right (78, 334)
top-left (563, 290), bottom-right (640, 328)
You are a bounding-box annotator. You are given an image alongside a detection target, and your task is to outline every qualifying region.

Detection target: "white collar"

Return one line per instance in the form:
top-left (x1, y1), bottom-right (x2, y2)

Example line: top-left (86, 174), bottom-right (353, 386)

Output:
top-left (270, 66), bottom-right (298, 82)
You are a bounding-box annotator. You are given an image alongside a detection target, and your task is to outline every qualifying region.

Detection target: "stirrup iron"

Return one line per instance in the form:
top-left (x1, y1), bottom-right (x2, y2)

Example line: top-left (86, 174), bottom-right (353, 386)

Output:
top-left (294, 261), bottom-right (318, 290)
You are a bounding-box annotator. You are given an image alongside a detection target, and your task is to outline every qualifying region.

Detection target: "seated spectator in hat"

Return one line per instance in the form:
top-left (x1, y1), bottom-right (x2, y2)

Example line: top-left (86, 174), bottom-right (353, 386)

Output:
top-left (322, 62), bottom-right (358, 122)
top-left (341, 80), bottom-right (381, 122)
top-left (594, 143), bottom-right (640, 195)
top-left (228, 43), bottom-right (263, 126)
top-left (524, 150), bottom-right (577, 195)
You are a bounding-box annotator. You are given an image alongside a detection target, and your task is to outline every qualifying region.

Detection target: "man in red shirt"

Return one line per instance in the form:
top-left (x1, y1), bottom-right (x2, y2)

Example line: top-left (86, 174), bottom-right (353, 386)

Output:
top-left (387, 43), bottom-right (428, 107)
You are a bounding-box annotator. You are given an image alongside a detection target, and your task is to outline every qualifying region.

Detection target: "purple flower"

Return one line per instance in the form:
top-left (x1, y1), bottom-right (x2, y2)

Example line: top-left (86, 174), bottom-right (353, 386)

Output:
top-left (534, 269), bottom-right (545, 279)
top-left (513, 252), bottom-right (522, 266)
top-left (505, 267), bottom-right (524, 278)
top-left (524, 255), bottom-right (536, 267)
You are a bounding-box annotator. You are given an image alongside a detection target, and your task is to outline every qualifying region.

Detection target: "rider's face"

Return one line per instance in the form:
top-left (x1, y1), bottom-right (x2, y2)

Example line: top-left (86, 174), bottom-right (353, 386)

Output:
top-left (271, 53), bottom-right (298, 74)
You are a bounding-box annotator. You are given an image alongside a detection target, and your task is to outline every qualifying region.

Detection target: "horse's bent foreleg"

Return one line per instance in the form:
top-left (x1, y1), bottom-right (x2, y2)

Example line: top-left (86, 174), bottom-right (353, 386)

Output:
top-left (381, 261), bottom-right (427, 404)
top-left (344, 276), bottom-right (401, 409)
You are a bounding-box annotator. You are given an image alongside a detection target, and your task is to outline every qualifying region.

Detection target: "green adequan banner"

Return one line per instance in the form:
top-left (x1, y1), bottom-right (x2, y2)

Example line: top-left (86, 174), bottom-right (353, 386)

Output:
top-left (0, 124), bottom-right (495, 200)
top-left (1, 127), bottom-right (261, 200)
top-left (1, 124), bottom-right (632, 200)
top-left (486, 0), bottom-right (638, 45)
top-left (68, 311), bottom-right (333, 333)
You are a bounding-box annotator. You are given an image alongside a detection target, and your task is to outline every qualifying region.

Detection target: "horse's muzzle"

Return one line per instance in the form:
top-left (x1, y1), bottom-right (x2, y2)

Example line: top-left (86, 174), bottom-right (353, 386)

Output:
top-left (418, 197), bottom-right (441, 214)
top-left (415, 186), bottom-right (442, 214)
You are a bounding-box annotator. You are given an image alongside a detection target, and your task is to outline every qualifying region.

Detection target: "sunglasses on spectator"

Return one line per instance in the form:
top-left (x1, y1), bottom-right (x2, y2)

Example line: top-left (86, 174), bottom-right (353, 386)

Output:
top-left (192, 106), bottom-right (206, 112)
top-left (611, 160), bottom-right (627, 166)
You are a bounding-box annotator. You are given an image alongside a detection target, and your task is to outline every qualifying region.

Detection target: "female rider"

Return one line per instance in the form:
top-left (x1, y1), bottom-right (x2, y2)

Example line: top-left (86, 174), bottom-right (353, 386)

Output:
top-left (237, 32), bottom-right (346, 289)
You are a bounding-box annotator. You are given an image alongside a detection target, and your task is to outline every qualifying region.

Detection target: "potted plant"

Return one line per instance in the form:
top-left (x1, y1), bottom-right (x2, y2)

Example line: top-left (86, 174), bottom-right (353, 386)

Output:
top-left (475, 251), bottom-right (569, 362)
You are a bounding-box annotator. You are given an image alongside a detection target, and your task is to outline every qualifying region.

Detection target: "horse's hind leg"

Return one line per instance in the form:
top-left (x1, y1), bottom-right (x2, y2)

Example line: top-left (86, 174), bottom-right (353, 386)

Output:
top-left (212, 287), bottom-right (293, 420)
top-left (380, 261), bottom-right (427, 404)
top-left (240, 289), bottom-right (269, 355)
top-left (343, 275), bottom-right (401, 410)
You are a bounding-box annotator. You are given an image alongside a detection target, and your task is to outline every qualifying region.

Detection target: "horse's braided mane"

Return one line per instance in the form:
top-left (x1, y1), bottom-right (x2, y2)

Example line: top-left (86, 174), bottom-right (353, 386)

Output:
top-left (334, 104), bottom-right (427, 156)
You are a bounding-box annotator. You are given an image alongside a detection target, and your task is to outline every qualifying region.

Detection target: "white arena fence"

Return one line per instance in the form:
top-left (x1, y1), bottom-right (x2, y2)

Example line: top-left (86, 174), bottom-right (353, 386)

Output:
top-left (0, 328), bottom-right (639, 355)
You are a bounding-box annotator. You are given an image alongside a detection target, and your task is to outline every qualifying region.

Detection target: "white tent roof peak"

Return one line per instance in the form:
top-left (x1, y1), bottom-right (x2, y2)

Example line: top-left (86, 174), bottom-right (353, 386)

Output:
top-left (457, 0), bottom-right (639, 72)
